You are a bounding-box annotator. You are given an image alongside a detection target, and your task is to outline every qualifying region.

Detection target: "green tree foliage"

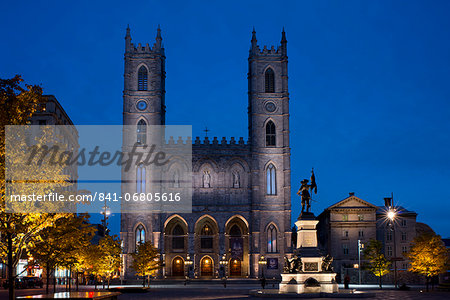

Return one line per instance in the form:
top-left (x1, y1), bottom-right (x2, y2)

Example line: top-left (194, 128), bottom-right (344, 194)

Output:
top-left (363, 239), bottom-right (391, 288)
top-left (131, 241), bottom-right (161, 287)
top-left (407, 233), bottom-right (449, 291)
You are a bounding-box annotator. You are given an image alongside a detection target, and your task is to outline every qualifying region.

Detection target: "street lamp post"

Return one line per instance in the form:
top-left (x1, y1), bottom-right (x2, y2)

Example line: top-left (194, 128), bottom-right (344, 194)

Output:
top-left (357, 240), bottom-right (364, 285)
top-left (385, 197), bottom-right (398, 289)
top-left (258, 255), bottom-right (267, 278)
top-left (219, 254), bottom-right (228, 277)
top-left (185, 254), bottom-right (193, 280)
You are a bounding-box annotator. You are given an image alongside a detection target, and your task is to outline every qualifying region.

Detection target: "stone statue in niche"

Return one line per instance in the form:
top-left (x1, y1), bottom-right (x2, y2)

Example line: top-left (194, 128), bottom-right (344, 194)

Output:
top-left (202, 170), bottom-right (211, 188)
top-left (232, 171), bottom-right (240, 188)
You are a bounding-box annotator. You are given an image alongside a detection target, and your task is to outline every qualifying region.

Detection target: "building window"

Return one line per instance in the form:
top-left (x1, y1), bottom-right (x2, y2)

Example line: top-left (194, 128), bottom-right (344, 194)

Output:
top-left (401, 232), bottom-right (407, 241)
top-left (267, 224), bottom-right (277, 253)
top-left (402, 263), bottom-right (408, 270)
top-left (135, 224), bottom-right (145, 251)
top-left (387, 245), bottom-right (393, 257)
top-left (265, 121), bottom-right (276, 146)
top-left (138, 66), bottom-right (148, 91)
top-left (358, 214), bottom-right (364, 221)
top-left (137, 119), bottom-right (147, 144)
top-left (401, 219), bottom-right (407, 227)
top-left (402, 246), bottom-right (408, 254)
top-left (386, 230), bottom-right (392, 241)
top-left (200, 224), bottom-right (213, 249)
top-left (136, 164), bottom-right (146, 193)
top-left (38, 120), bottom-right (46, 126)
top-left (266, 164), bottom-right (276, 195)
top-left (172, 224), bottom-right (185, 250)
top-left (265, 68), bottom-right (275, 93)
top-left (343, 244), bottom-right (349, 255)
top-left (343, 230), bottom-right (349, 238)
top-left (358, 230), bottom-right (364, 237)
top-left (342, 214), bottom-right (348, 221)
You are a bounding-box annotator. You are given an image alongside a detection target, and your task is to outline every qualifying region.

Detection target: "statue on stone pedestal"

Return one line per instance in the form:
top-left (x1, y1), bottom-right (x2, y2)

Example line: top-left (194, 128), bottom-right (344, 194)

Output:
top-left (297, 168), bottom-right (317, 213)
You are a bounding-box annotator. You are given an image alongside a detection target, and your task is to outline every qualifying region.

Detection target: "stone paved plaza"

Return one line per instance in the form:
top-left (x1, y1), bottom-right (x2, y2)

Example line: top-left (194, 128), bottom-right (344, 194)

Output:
top-left (3, 284), bottom-right (450, 300)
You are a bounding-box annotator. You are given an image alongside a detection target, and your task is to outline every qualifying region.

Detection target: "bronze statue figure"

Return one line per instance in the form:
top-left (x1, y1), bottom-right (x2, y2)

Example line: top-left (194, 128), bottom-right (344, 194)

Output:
top-left (283, 255), bottom-right (303, 273)
top-left (297, 168), bottom-right (317, 213)
top-left (321, 254), bottom-right (334, 272)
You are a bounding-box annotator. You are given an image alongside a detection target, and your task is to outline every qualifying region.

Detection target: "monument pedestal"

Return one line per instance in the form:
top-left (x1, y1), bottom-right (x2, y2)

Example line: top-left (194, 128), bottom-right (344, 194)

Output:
top-left (279, 213), bottom-right (338, 294)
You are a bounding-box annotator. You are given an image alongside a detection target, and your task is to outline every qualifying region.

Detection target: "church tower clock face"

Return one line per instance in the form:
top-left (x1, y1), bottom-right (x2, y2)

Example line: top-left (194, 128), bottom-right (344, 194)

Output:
top-left (136, 100), bottom-right (148, 111)
top-left (265, 102), bottom-right (276, 112)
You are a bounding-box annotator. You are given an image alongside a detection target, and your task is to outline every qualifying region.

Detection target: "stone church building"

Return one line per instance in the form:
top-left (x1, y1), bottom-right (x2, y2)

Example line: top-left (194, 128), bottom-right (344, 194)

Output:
top-left (120, 27), bottom-right (292, 279)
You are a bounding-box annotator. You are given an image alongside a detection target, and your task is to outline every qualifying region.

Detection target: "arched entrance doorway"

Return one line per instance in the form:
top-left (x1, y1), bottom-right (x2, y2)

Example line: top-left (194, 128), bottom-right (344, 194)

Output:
top-left (172, 257), bottom-right (184, 277)
top-left (200, 256), bottom-right (213, 277)
top-left (229, 258), bottom-right (241, 277)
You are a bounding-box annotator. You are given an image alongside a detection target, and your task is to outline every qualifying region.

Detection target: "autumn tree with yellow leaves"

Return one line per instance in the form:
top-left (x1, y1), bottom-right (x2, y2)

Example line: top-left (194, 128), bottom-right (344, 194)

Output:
top-left (0, 75), bottom-right (71, 300)
top-left (407, 233), bottom-right (449, 291)
top-left (131, 241), bottom-right (161, 287)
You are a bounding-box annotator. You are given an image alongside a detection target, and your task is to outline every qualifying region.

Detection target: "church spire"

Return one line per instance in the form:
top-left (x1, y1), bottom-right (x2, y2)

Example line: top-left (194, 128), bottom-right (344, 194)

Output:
top-left (250, 27), bottom-right (258, 55)
top-left (280, 27), bottom-right (287, 56)
top-left (155, 25), bottom-right (162, 51)
top-left (125, 25), bottom-right (132, 52)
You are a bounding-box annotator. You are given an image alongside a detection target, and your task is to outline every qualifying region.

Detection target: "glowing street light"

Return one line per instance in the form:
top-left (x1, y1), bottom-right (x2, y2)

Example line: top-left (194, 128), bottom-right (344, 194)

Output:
top-left (385, 196), bottom-right (398, 289)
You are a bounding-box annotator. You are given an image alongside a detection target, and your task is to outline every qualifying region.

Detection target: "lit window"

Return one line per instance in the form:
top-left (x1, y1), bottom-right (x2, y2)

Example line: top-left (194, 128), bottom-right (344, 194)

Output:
top-left (265, 68), bottom-right (275, 93)
top-left (136, 164), bottom-right (146, 193)
top-left (266, 164), bottom-right (276, 195)
top-left (135, 224), bottom-right (145, 251)
top-left (342, 214), bottom-right (348, 221)
top-left (265, 121), bottom-right (276, 146)
top-left (358, 214), bottom-right (364, 221)
top-left (201, 224), bottom-right (213, 249)
top-left (138, 66), bottom-right (148, 91)
top-left (267, 224), bottom-right (277, 253)
top-left (137, 119), bottom-right (147, 144)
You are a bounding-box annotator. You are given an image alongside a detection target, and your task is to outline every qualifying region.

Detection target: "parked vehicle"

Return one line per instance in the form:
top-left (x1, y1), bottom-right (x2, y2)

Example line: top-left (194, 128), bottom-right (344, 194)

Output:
top-left (22, 277), bottom-right (43, 288)
top-left (2, 277), bottom-right (43, 289)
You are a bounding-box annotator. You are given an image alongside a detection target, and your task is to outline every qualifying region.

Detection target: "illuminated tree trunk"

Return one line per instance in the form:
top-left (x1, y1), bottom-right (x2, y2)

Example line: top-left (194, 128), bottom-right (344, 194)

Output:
top-left (7, 232), bottom-right (14, 300)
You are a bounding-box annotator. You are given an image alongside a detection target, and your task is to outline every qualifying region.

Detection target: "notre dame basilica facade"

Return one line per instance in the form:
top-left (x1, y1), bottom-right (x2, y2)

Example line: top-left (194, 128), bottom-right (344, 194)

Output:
top-left (120, 26), bottom-right (292, 279)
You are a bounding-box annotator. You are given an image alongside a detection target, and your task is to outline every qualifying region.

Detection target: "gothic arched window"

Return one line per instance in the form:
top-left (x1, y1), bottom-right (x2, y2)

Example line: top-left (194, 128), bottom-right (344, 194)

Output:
top-left (266, 164), bottom-right (276, 195)
top-left (265, 68), bottom-right (275, 93)
top-left (135, 224), bottom-right (145, 251)
top-left (266, 121), bottom-right (276, 146)
top-left (172, 224), bottom-right (185, 250)
top-left (136, 164), bottom-right (146, 193)
top-left (137, 119), bottom-right (147, 145)
top-left (200, 224), bottom-right (213, 249)
top-left (229, 225), bottom-right (242, 237)
top-left (267, 224), bottom-right (277, 253)
top-left (138, 66), bottom-right (148, 91)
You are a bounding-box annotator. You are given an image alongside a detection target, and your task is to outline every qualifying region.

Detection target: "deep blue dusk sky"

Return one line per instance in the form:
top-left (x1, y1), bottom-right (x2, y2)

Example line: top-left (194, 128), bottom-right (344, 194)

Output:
top-left (1, 0), bottom-right (449, 237)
